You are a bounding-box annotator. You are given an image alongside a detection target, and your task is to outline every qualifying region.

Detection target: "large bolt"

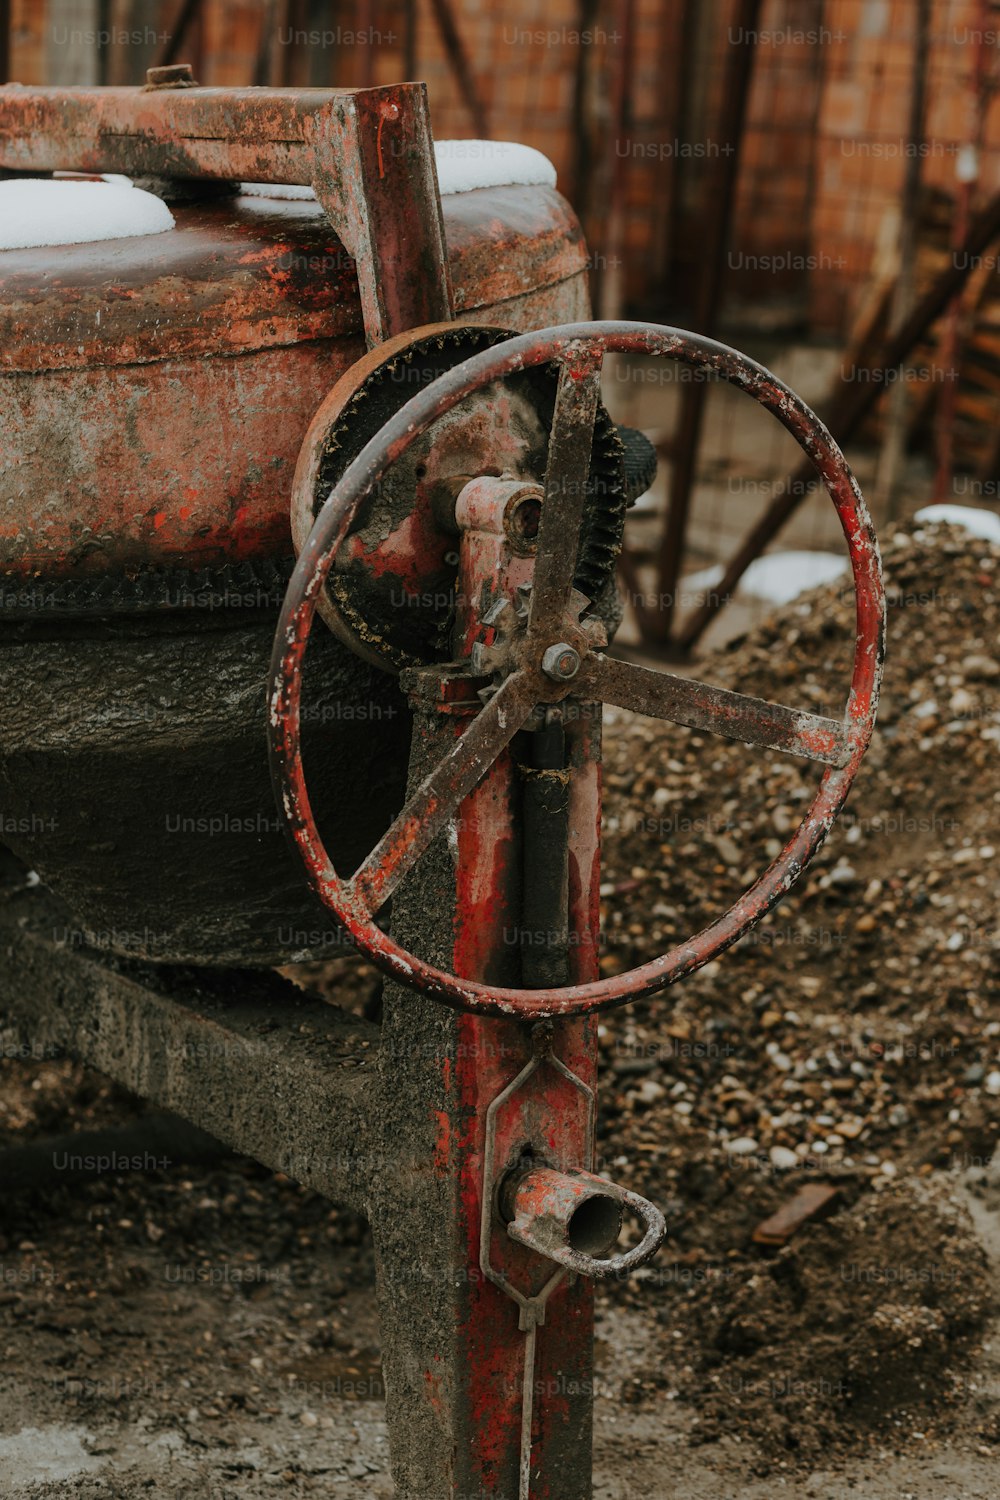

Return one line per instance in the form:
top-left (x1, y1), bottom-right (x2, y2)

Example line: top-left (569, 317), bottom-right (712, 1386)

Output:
top-left (145, 63), bottom-right (197, 89)
top-left (541, 642), bottom-right (582, 681)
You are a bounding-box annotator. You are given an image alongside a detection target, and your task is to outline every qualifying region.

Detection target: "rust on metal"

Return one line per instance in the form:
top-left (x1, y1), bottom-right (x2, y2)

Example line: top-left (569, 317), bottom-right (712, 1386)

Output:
top-left (0, 81), bottom-right (452, 345)
top-left (144, 63), bottom-right (197, 89)
top-left (578, 655), bottom-right (849, 767)
top-left (752, 1183), bottom-right (841, 1247)
top-left (0, 190), bottom-right (588, 582)
top-left (270, 319), bottom-right (885, 1020)
top-left (504, 1164), bottom-right (666, 1280)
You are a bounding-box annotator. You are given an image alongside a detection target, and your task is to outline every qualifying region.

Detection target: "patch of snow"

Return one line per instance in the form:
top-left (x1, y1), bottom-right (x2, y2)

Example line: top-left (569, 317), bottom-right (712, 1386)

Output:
top-left (682, 563), bottom-right (727, 595)
top-left (433, 139), bottom-right (556, 194)
top-left (240, 181), bottom-right (317, 200)
top-left (240, 138), bottom-right (557, 202)
top-left (913, 504), bottom-right (1000, 543)
top-left (0, 179), bottom-right (174, 249)
top-left (682, 550), bottom-right (848, 607)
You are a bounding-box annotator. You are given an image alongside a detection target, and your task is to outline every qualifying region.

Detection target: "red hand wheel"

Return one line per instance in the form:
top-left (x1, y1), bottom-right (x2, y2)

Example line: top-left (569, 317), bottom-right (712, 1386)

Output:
top-left (269, 322), bottom-right (885, 1018)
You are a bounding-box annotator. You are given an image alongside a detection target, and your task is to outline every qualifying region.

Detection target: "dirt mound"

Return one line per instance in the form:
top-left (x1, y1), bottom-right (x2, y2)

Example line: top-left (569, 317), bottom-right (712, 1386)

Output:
top-left (638, 1179), bottom-right (991, 1463)
top-left (595, 520), bottom-right (1000, 1460)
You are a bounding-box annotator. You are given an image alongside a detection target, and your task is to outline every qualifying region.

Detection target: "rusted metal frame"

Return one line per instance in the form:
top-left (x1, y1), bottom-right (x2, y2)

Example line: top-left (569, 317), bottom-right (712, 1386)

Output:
top-left (0, 877), bottom-right (377, 1210)
top-left (638, 0), bottom-right (761, 645)
top-left (350, 669), bottom-right (538, 913)
top-left (475, 1029), bottom-right (599, 1500)
top-left (0, 82), bottom-right (454, 345)
top-left (366, 539), bottom-right (601, 1497)
top-left (427, 0), bottom-right (490, 139)
top-left (270, 320), bottom-right (884, 1020)
top-left (580, 654), bottom-right (848, 767)
top-left (527, 349), bottom-right (604, 642)
top-left (521, 719), bottom-right (572, 987)
top-left (677, 188), bottom-right (1000, 650)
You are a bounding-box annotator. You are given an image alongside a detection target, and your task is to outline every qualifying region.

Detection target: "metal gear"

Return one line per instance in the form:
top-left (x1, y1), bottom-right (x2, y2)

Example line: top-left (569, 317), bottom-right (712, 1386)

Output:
top-left (291, 322), bottom-right (629, 673)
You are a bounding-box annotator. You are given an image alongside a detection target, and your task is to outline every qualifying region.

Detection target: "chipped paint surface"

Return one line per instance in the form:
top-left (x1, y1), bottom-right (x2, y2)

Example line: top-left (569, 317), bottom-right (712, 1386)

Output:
top-left (270, 320), bottom-right (884, 1018)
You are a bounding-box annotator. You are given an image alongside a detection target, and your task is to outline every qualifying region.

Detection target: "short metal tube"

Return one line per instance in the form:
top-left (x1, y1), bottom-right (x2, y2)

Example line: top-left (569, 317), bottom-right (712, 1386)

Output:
top-left (502, 1163), bottom-right (667, 1280)
top-left (504, 1165), bottom-right (623, 1263)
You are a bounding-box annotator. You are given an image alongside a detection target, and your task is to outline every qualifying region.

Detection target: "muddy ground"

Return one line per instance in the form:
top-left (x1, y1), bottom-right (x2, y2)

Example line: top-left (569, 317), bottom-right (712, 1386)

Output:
top-left (0, 519), bottom-right (997, 1498)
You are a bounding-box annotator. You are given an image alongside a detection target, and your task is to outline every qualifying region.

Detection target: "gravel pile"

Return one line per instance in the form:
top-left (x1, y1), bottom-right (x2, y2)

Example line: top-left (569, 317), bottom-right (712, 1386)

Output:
top-left (595, 520), bottom-right (999, 1462)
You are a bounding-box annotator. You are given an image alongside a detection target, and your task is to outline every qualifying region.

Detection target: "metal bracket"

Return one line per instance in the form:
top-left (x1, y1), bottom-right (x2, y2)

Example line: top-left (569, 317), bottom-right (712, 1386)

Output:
top-left (479, 1021), bottom-right (596, 1330)
top-left (0, 81), bottom-right (455, 346)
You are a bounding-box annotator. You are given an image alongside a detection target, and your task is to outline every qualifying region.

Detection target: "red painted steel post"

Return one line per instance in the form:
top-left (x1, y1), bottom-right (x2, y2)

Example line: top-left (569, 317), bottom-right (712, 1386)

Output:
top-left (367, 611), bottom-right (602, 1493)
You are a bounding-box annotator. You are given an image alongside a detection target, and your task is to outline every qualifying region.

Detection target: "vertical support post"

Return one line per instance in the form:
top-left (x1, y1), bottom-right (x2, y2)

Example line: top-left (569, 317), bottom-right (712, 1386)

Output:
top-left (368, 669), bottom-right (603, 1498)
top-left (0, 82), bottom-right (454, 349)
top-left (876, 0), bottom-right (929, 518)
top-left (641, 0), bottom-right (761, 647)
top-left (306, 83), bottom-right (455, 345)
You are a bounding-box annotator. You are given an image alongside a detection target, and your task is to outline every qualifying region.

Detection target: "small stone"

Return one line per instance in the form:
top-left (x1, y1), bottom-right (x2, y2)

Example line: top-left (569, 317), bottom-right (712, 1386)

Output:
top-left (760, 1009), bottom-right (782, 1029)
top-left (880, 1160), bottom-right (897, 1177)
top-left (299, 1411), bottom-right (319, 1428)
top-left (985, 1071), bottom-right (1000, 1096)
top-left (714, 834), bottom-right (742, 867)
top-left (856, 913), bottom-right (877, 934)
top-left (769, 1146), bottom-right (798, 1171)
top-left (963, 654), bottom-right (998, 679)
top-left (726, 1136), bottom-right (758, 1156)
top-left (963, 1063), bottom-right (985, 1085)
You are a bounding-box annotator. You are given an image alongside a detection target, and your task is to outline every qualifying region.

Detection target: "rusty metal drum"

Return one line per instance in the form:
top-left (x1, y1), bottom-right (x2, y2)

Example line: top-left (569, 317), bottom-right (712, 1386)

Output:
top-left (0, 181), bottom-right (592, 965)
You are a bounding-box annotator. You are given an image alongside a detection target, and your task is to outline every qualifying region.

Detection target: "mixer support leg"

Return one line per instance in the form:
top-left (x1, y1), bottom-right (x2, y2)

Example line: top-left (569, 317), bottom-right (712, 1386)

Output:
top-left (368, 675), bottom-right (602, 1499)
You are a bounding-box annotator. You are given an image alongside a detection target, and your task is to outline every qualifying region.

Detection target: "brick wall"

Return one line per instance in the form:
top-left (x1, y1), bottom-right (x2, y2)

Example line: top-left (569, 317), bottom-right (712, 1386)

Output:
top-left (7, 0), bottom-right (1000, 339)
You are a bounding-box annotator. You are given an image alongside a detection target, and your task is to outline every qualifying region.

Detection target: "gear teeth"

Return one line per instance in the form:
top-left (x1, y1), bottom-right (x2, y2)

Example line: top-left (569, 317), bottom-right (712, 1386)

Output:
top-left (309, 324), bottom-right (627, 669)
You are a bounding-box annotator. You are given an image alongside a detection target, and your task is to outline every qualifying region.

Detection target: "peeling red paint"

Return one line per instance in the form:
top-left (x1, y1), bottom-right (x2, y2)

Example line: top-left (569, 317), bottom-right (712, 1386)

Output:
top-left (269, 321), bottom-right (885, 1020)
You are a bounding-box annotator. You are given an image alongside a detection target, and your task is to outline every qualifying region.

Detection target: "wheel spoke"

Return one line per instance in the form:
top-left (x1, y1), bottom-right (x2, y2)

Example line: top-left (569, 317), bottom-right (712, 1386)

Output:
top-left (349, 670), bottom-right (539, 914)
top-left (527, 347), bottom-right (604, 641)
top-left (581, 655), bottom-right (849, 766)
